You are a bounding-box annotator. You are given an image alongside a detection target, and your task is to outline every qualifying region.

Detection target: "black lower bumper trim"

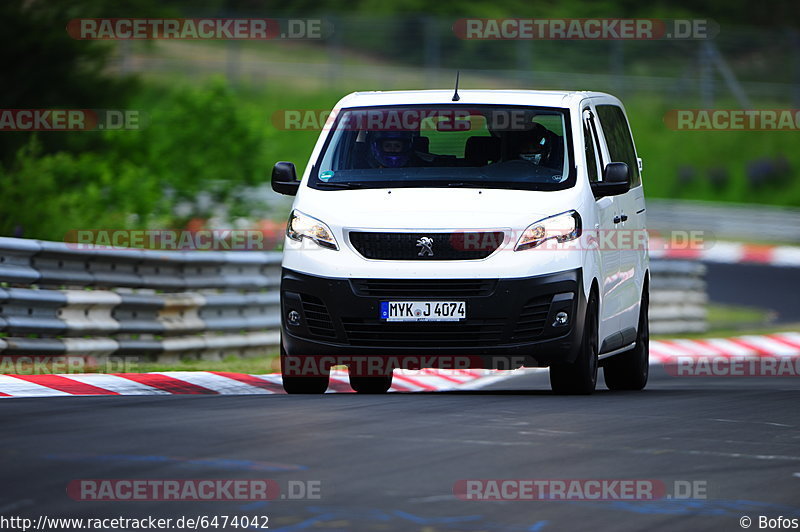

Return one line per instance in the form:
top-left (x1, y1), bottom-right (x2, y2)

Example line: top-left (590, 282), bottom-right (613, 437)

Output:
top-left (280, 267), bottom-right (587, 368)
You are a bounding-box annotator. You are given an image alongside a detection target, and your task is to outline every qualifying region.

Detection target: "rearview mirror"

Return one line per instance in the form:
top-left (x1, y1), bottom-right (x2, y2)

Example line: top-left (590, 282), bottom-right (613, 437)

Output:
top-left (591, 162), bottom-right (630, 197)
top-left (272, 161), bottom-right (300, 196)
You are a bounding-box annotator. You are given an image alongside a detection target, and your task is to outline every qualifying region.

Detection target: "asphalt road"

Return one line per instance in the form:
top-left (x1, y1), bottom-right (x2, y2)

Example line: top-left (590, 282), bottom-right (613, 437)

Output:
top-left (706, 262), bottom-right (800, 323)
top-left (2, 367), bottom-right (799, 532)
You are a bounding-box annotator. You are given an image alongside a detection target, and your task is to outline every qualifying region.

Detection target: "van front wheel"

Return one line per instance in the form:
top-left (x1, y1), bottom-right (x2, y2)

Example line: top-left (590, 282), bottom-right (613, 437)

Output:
top-left (280, 345), bottom-right (330, 394)
top-left (549, 291), bottom-right (598, 395)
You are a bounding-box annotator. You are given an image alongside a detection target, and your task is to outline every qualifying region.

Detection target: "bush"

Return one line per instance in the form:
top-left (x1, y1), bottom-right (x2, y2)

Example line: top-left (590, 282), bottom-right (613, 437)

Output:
top-left (0, 80), bottom-right (270, 240)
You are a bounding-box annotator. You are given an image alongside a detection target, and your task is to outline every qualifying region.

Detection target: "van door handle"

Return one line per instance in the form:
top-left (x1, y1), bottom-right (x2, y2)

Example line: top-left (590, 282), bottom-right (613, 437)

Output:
top-left (613, 215), bottom-right (621, 224)
top-left (620, 214), bottom-right (628, 222)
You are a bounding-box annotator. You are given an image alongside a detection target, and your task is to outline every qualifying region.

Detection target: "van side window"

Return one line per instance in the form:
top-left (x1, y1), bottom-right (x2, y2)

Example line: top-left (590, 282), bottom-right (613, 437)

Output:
top-left (583, 122), bottom-right (599, 183)
top-left (595, 105), bottom-right (641, 187)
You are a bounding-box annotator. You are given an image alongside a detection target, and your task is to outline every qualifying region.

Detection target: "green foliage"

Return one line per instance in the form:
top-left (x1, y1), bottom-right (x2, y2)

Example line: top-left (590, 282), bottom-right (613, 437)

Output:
top-left (0, 81), bottom-right (270, 239)
top-left (0, 140), bottom-right (156, 239)
top-left (110, 79), bottom-right (268, 212)
top-left (625, 97), bottom-right (800, 205)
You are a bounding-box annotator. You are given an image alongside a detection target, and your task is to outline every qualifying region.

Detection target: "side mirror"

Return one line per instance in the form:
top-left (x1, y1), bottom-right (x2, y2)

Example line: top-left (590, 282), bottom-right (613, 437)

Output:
top-left (271, 161), bottom-right (300, 196)
top-left (591, 162), bottom-right (631, 197)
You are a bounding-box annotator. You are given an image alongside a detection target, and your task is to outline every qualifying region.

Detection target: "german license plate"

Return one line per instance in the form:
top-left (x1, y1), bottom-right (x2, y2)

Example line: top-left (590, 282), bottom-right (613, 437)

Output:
top-left (380, 301), bottom-right (466, 322)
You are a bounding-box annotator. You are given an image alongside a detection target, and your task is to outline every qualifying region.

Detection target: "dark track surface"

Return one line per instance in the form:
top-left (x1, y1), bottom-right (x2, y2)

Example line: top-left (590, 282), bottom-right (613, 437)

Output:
top-left (2, 366), bottom-right (799, 531)
top-left (705, 262), bottom-right (800, 323)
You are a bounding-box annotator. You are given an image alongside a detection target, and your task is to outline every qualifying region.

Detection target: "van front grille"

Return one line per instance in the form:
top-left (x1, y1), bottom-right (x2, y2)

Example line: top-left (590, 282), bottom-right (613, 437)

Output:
top-left (349, 231), bottom-right (504, 260)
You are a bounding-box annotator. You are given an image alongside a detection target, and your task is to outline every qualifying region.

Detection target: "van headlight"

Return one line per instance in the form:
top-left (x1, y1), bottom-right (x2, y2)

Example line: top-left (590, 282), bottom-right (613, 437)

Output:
top-left (515, 210), bottom-right (581, 251)
top-left (287, 210), bottom-right (339, 250)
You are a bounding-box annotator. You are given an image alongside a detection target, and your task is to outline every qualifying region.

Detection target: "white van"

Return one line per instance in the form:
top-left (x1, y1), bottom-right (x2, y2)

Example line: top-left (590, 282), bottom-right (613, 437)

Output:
top-left (272, 89), bottom-right (649, 395)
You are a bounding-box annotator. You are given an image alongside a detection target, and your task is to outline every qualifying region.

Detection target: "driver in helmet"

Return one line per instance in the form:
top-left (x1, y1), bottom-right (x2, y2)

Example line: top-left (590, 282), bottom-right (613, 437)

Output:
top-left (368, 130), bottom-right (419, 168)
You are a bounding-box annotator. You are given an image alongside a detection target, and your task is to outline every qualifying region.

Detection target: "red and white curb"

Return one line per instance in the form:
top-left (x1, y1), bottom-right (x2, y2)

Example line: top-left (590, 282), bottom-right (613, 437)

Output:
top-left (0, 369), bottom-right (500, 398)
top-left (1, 333), bottom-right (798, 397)
top-left (650, 238), bottom-right (800, 267)
top-left (649, 332), bottom-right (800, 362)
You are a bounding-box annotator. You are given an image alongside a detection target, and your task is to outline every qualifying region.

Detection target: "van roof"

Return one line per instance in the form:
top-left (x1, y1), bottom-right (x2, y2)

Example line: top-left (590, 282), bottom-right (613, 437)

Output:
top-left (335, 89), bottom-right (615, 109)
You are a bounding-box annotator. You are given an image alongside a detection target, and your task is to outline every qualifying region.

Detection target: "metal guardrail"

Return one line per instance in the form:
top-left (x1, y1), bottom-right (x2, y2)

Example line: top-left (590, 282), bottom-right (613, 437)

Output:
top-left (649, 260), bottom-right (707, 335)
top-left (647, 199), bottom-right (800, 244)
top-left (0, 237), bottom-right (281, 362)
top-left (0, 237), bottom-right (706, 362)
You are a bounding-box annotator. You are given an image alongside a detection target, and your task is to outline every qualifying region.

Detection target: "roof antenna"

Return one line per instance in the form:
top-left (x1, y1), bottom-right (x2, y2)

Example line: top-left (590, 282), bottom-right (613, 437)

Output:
top-left (452, 71), bottom-right (461, 102)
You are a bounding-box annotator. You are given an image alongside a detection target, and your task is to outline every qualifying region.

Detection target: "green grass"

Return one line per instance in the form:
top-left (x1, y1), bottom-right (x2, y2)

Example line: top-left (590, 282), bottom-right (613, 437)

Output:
top-left (649, 302), bottom-right (790, 340)
top-left (124, 353), bottom-right (281, 374)
top-left (625, 97), bottom-right (800, 206)
top-left (2, 352), bottom-right (280, 376)
top-left (126, 39), bottom-right (800, 208)
top-left (707, 303), bottom-right (773, 328)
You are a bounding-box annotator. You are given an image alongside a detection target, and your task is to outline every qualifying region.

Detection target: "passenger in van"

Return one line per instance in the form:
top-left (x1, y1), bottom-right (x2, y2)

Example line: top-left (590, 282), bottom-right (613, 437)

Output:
top-left (475, 124), bottom-right (565, 181)
top-left (508, 123), bottom-right (563, 169)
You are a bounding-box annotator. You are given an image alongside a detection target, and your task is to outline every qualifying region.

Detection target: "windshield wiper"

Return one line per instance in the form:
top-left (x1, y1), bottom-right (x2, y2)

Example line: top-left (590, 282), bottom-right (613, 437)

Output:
top-left (315, 181), bottom-right (365, 189)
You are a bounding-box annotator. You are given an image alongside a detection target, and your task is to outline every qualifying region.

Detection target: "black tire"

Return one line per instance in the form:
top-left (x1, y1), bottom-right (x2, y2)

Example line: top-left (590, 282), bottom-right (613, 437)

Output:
top-left (550, 291), bottom-right (599, 395)
top-left (349, 372), bottom-right (393, 394)
top-left (604, 288), bottom-right (649, 391)
top-left (280, 344), bottom-right (329, 394)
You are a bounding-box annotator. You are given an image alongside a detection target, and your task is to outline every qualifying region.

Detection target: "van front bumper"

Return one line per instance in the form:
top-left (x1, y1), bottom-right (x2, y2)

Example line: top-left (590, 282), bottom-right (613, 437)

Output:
top-left (280, 267), bottom-right (586, 370)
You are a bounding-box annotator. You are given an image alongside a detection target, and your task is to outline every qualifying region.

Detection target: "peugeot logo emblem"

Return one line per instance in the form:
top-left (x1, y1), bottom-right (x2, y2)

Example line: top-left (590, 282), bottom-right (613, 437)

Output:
top-left (416, 236), bottom-right (434, 257)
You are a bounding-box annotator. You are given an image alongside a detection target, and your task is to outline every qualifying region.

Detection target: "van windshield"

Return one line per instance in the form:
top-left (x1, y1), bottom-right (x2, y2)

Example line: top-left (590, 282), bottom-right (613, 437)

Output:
top-left (310, 105), bottom-right (574, 191)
